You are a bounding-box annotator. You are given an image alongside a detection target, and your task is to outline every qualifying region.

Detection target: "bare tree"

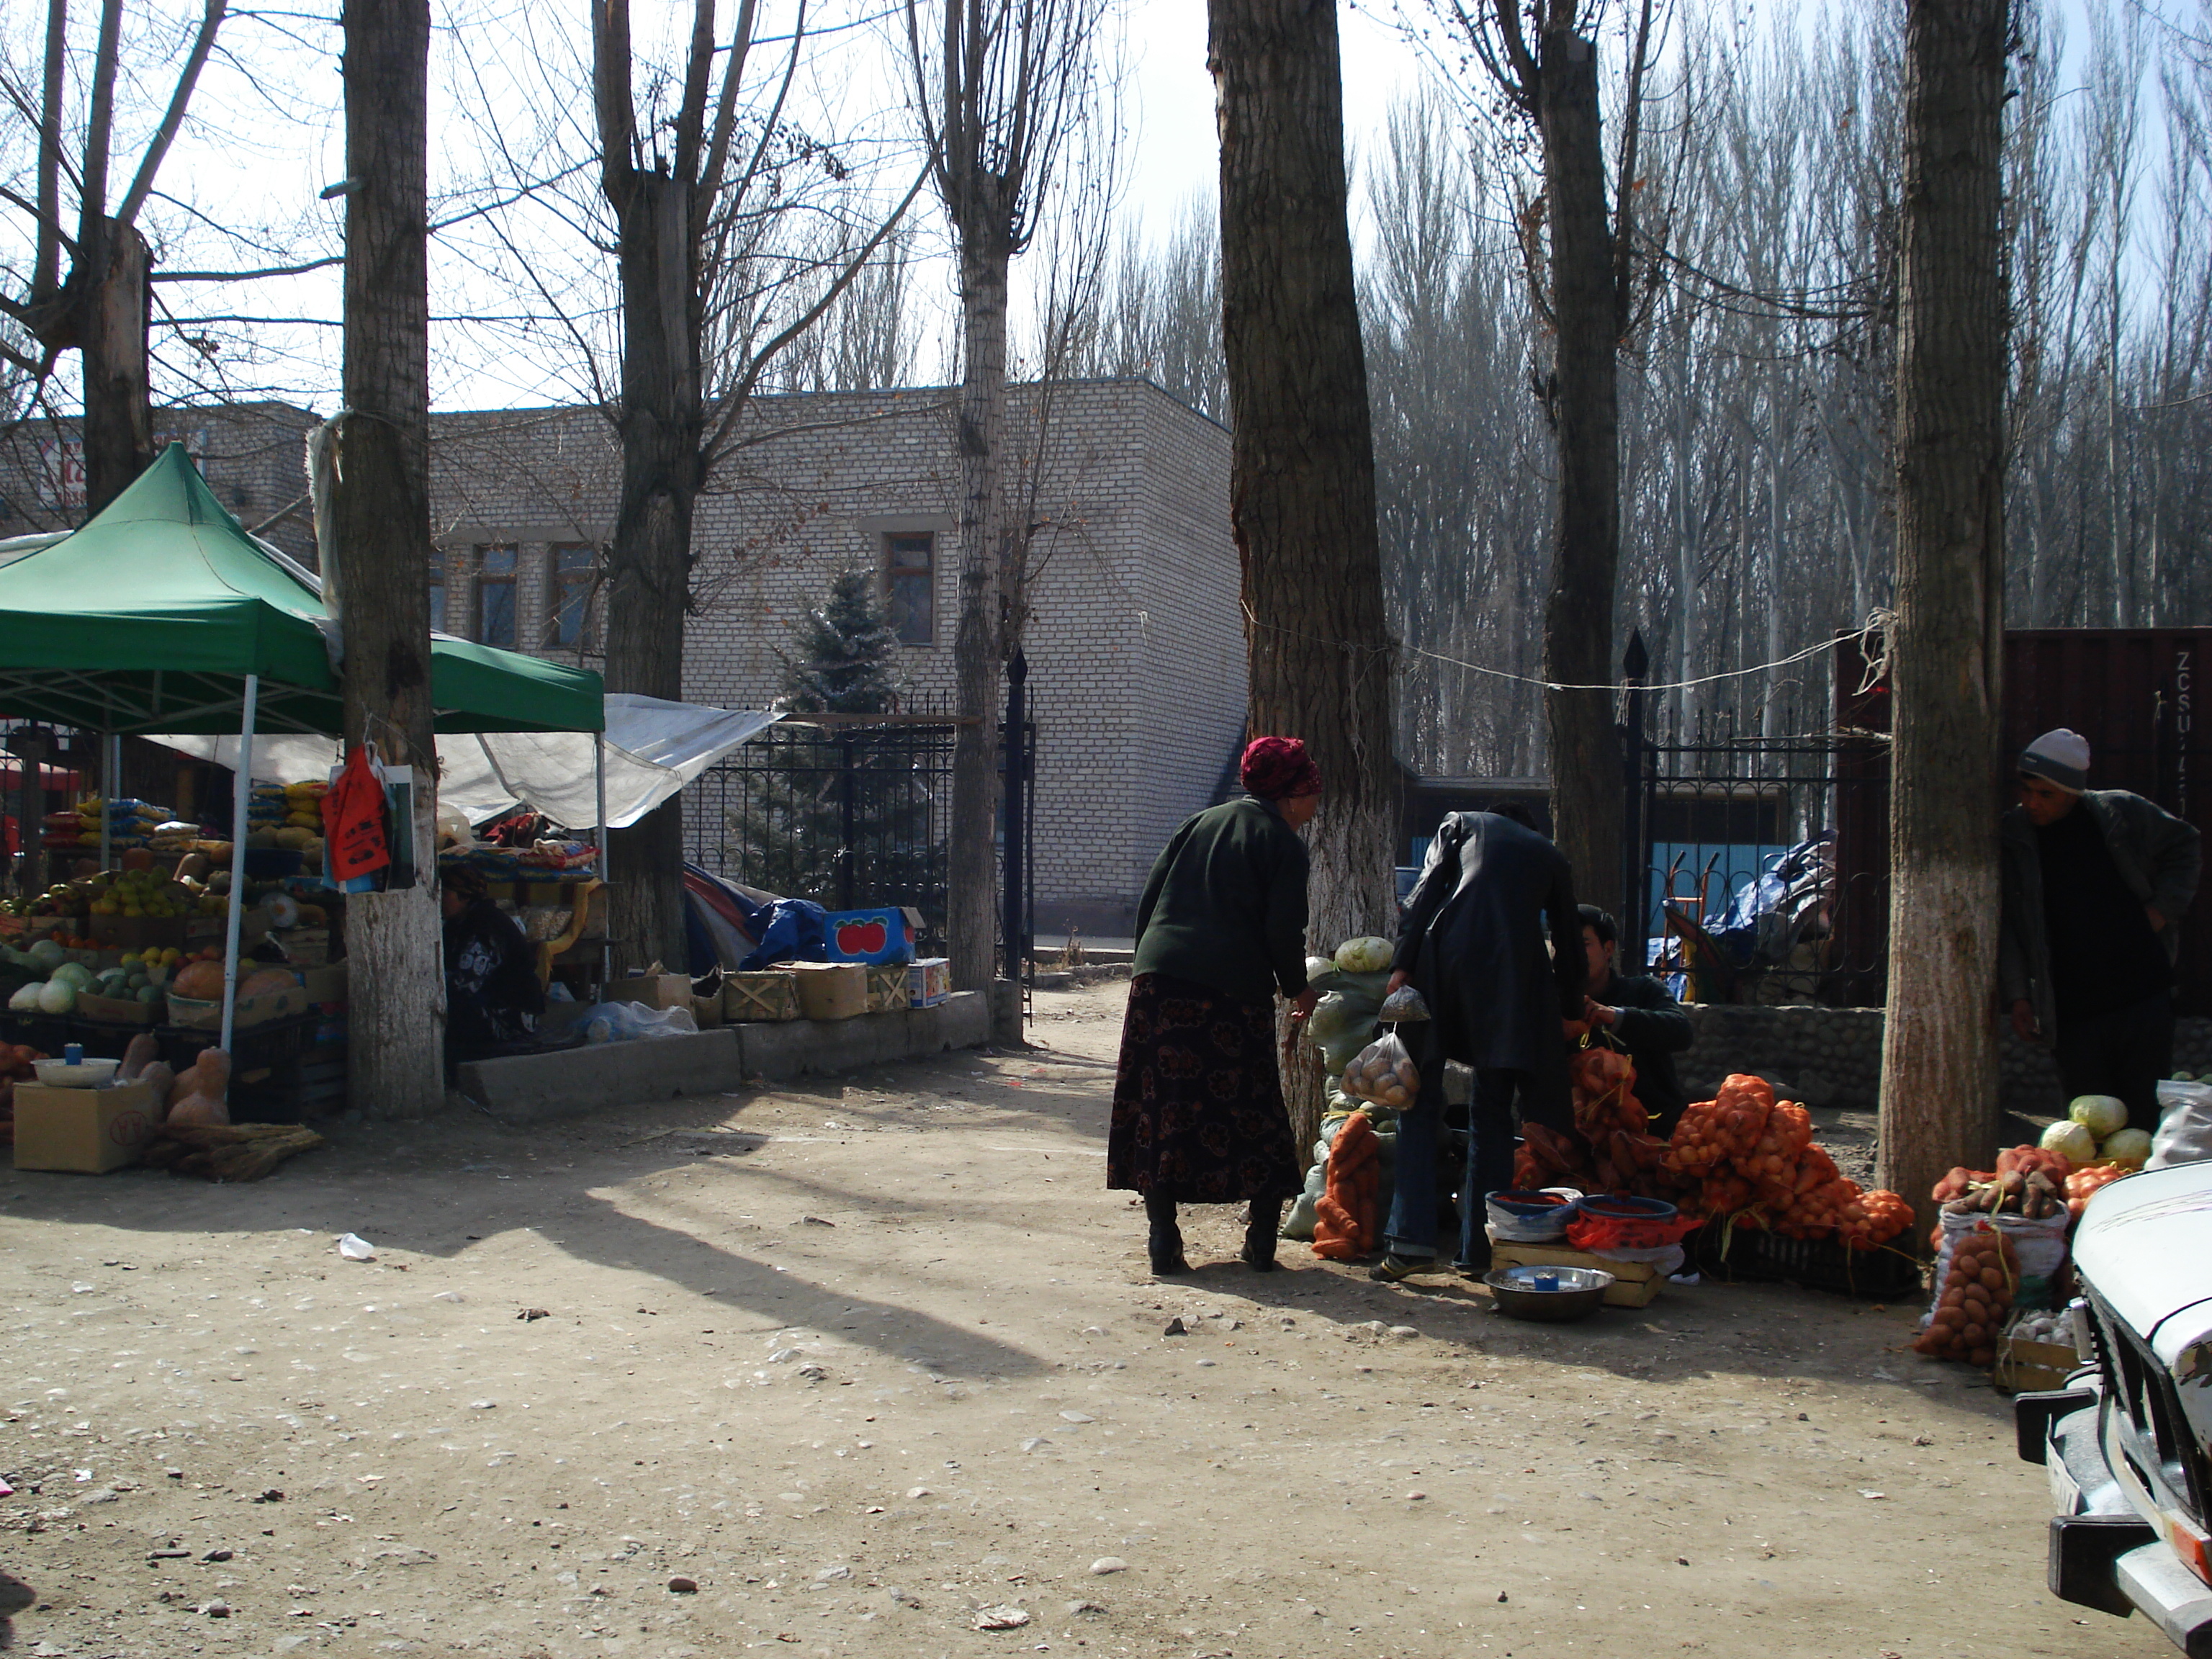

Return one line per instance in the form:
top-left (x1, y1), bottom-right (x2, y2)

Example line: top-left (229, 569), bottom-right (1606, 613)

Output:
top-left (325, 0), bottom-right (444, 1118)
top-left (902, 0), bottom-right (1110, 995)
top-left (577, 0), bottom-right (925, 970)
top-left (1, 0), bottom-right (228, 513)
top-left (1875, 0), bottom-right (2010, 1227)
top-left (1209, 0), bottom-right (1400, 1151)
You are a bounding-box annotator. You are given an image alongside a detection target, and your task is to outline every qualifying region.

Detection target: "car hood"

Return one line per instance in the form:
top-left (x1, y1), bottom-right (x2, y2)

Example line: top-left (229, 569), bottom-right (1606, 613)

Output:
top-left (2072, 1163), bottom-right (2212, 1350)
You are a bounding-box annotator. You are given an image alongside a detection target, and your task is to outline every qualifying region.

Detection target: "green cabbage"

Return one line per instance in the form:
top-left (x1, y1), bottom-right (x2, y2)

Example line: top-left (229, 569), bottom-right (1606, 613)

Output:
top-left (2067, 1094), bottom-right (2128, 1139)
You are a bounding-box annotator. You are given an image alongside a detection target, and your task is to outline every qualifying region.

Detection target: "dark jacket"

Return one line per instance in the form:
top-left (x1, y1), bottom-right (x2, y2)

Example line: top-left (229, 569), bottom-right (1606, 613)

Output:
top-left (444, 897), bottom-right (545, 1051)
top-left (1600, 969), bottom-right (1694, 1133)
top-left (1393, 811), bottom-right (1583, 1070)
top-left (1131, 795), bottom-right (1311, 1008)
top-left (1999, 789), bottom-right (2200, 1035)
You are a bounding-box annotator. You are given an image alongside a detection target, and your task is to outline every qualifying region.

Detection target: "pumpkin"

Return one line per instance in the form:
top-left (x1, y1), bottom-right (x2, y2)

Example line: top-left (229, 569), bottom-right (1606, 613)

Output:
top-left (121, 848), bottom-right (155, 871)
top-left (120, 1033), bottom-right (161, 1082)
top-left (166, 1089), bottom-right (230, 1128)
top-left (171, 959), bottom-right (228, 1000)
top-left (137, 1061), bottom-right (176, 1121)
top-left (239, 968), bottom-right (297, 999)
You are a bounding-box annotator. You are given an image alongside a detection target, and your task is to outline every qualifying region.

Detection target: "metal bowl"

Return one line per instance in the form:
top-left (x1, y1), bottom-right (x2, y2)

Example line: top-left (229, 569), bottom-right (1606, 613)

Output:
top-left (1483, 1263), bottom-right (1614, 1322)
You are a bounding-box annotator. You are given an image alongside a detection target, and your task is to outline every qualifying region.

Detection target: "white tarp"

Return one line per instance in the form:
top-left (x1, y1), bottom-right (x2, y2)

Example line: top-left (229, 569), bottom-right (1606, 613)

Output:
top-left (152, 693), bottom-right (780, 829)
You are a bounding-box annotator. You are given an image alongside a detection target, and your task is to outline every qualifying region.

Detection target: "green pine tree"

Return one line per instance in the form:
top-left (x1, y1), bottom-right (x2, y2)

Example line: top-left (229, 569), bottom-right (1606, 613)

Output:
top-left (777, 567), bottom-right (900, 714)
top-left (730, 570), bottom-right (943, 935)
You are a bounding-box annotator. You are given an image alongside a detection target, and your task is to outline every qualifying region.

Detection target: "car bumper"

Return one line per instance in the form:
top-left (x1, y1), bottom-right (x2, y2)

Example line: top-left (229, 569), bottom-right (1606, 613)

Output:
top-left (2018, 1386), bottom-right (2212, 1658)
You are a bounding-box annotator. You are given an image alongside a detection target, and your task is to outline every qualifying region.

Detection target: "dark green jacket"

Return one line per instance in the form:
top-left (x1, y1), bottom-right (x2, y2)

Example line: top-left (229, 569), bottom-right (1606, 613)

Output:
top-left (1132, 796), bottom-right (1311, 1008)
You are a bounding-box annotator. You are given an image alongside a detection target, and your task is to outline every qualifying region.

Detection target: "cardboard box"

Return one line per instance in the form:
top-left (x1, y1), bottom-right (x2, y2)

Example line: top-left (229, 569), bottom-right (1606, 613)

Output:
top-left (907, 957), bottom-right (952, 1007)
top-left (724, 971), bottom-right (801, 1023)
top-left (299, 961), bottom-right (349, 1006)
top-left (604, 972), bottom-right (695, 1011)
top-left (779, 961), bottom-right (867, 1021)
top-left (691, 992), bottom-right (724, 1028)
top-left (275, 926), bottom-right (330, 966)
top-left (12, 1079), bottom-right (159, 1172)
top-left (823, 907), bottom-right (921, 966)
top-left (75, 992), bottom-right (160, 1026)
top-left (864, 963), bottom-right (911, 1013)
top-left (1487, 1240), bottom-right (1665, 1308)
top-left (166, 981), bottom-right (307, 1031)
top-left (89, 914), bottom-right (188, 952)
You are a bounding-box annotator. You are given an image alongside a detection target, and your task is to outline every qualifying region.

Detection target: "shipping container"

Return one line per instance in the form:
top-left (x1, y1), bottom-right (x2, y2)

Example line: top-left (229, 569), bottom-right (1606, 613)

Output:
top-left (1835, 627), bottom-right (2211, 1017)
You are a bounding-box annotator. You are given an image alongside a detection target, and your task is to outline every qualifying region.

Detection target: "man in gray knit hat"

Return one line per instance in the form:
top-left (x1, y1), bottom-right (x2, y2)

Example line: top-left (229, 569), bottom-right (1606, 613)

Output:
top-left (1999, 727), bottom-right (2200, 1130)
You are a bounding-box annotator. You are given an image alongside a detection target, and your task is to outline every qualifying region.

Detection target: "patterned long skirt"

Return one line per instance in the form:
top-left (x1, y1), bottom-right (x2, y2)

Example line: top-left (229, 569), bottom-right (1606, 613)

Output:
top-left (1106, 972), bottom-right (1303, 1204)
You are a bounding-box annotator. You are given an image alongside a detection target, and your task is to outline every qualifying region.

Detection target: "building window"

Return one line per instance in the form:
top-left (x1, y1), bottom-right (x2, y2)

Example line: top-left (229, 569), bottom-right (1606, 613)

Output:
top-left (476, 544), bottom-right (517, 647)
top-left (547, 543), bottom-right (595, 649)
top-left (884, 531), bottom-right (935, 646)
top-left (428, 551), bottom-right (448, 634)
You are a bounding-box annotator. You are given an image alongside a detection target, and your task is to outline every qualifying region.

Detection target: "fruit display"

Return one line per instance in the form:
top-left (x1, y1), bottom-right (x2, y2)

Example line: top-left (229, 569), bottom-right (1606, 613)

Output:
top-left (2063, 1161), bottom-right (2127, 1219)
top-left (87, 865), bottom-right (194, 920)
top-left (1, 883), bottom-right (89, 920)
top-left (0, 1044), bottom-right (52, 1146)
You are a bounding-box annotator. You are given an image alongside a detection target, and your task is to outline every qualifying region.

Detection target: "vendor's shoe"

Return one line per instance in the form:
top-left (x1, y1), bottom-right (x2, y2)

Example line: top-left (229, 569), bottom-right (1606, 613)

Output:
top-left (1241, 1201), bottom-right (1283, 1272)
top-left (1146, 1195), bottom-right (1190, 1277)
top-left (1369, 1252), bottom-right (1444, 1283)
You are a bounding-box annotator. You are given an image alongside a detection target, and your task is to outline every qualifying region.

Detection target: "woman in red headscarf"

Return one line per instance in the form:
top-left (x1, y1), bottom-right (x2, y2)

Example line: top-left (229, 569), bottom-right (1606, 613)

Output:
top-left (1107, 737), bottom-right (1322, 1274)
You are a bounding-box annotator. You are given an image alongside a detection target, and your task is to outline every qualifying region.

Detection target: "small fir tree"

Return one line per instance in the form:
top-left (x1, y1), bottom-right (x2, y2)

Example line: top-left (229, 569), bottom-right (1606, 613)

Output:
top-left (778, 568), bottom-right (901, 714)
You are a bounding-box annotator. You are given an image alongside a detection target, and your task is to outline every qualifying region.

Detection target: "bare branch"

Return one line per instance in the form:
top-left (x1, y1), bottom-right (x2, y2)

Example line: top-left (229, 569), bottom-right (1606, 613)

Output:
top-left (115, 0), bottom-right (229, 228)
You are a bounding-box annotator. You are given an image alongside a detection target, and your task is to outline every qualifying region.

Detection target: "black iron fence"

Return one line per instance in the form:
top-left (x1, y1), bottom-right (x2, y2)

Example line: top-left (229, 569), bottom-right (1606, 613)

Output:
top-left (1626, 701), bottom-right (1890, 1007)
top-left (682, 704), bottom-right (1036, 969)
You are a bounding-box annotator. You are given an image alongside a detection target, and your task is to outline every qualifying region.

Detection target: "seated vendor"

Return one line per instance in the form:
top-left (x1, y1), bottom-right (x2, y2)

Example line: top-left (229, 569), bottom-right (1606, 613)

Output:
top-left (441, 867), bottom-right (544, 1061)
top-left (1578, 904), bottom-right (1694, 1135)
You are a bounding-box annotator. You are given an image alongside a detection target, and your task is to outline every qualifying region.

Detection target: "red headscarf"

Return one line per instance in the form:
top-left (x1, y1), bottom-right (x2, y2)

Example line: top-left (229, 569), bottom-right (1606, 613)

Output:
top-left (1240, 736), bottom-right (1322, 801)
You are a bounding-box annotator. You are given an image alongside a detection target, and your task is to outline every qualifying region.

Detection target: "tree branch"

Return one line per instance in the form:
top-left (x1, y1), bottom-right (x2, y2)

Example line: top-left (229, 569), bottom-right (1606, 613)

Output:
top-left (117, 0), bottom-right (228, 228)
top-left (34, 0), bottom-right (66, 304)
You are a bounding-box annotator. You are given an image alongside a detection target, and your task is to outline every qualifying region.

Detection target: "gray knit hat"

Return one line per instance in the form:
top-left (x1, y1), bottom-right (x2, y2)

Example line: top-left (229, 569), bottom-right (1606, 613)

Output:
top-left (2019, 728), bottom-right (2091, 794)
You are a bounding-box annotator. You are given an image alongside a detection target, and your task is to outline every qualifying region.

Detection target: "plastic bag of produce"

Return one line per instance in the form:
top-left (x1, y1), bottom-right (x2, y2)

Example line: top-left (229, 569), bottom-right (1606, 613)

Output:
top-left (1913, 1222), bottom-right (2020, 1366)
top-left (1339, 1031), bottom-right (1419, 1112)
top-left (1377, 984), bottom-right (1429, 1022)
top-left (2150, 1079), bottom-right (2212, 1170)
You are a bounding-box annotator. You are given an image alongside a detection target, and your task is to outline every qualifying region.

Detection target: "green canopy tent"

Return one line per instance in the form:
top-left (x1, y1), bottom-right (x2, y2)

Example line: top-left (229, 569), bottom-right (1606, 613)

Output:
top-left (0, 444), bottom-right (605, 1048)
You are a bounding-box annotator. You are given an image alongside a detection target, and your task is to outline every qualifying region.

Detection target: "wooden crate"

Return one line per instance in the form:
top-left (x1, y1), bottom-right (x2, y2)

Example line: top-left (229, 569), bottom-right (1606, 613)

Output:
top-left (1994, 1334), bottom-right (2078, 1395)
top-left (723, 971), bottom-right (801, 1023)
top-left (1488, 1240), bottom-right (1665, 1308)
top-left (865, 963), bottom-right (911, 1013)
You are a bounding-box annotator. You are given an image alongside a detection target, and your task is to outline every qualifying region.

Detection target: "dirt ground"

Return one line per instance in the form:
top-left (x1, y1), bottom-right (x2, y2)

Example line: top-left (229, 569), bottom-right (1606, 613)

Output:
top-left (0, 979), bottom-right (2174, 1659)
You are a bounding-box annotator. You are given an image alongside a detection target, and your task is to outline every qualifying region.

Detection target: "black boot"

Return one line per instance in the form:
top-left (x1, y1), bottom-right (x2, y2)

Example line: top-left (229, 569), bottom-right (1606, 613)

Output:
top-left (1241, 1199), bottom-right (1283, 1272)
top-left (1145, 1192), bottom-right (1189, 1276)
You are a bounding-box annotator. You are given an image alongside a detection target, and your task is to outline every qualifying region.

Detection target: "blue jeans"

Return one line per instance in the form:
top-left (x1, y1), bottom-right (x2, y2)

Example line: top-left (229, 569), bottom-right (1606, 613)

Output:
top-left (1382, 1057), bottom-right (1521, 1266)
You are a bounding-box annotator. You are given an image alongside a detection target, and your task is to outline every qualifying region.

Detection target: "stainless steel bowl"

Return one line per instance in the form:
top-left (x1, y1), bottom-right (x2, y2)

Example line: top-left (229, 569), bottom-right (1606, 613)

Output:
top-left (1483, 1263), bottom-right (1614, 1322)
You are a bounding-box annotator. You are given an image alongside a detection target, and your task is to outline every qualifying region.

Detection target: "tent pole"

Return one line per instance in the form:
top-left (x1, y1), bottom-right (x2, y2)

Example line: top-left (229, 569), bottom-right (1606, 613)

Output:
top-left (99, 734), bottom-right (114, 871)
top-left (220, 675), bottom-right (258, 1051)
top-left (595, 735), bottom-right (609, 986)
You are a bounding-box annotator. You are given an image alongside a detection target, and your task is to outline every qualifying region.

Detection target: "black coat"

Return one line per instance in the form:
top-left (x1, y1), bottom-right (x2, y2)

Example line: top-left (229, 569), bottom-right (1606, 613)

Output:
top-left (1393, 811), bottom-right (1583, 1071)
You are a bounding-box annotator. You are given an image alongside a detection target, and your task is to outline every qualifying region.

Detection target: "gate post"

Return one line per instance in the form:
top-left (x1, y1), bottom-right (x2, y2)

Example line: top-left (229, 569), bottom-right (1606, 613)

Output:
top-left (1619, 630), bottom-right (1649, 952)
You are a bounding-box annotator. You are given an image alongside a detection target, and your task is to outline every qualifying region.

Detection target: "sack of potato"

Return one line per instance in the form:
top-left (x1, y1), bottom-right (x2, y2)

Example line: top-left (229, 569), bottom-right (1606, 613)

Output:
top-left (1339, 1032), bottom-right (1419, 1112)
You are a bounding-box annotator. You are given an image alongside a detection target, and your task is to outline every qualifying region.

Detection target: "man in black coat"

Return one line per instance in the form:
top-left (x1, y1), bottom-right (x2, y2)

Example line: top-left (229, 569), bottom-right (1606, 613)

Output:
top-left (1578, 904), bottom-right (1694, 1136)
top-left (1374, 804), bottom-right (1583, 1280)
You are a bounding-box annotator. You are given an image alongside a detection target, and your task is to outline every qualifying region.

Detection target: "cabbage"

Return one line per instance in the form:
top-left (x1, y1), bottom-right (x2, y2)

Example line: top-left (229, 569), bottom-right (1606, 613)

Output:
top-left (25, 938), bottom-right (66, 971)
top-left (2067, 1094), bottom-right (2128, 1139)
top-left (36, 977), bottom-right (76, 1014)
top-left (1304, 955), bottom-right (1337, 986)
top-left (1333, 936), bottom-right (1394, 974)
top-left (2039, 1120), bottom-right (2096, 1165)
top-left (8, 981), bottom-right (42, 1012)
top-left (2100, 1128), bottom-right (2153, 1170)
top-left (50, 961), bottom-right (95, 992)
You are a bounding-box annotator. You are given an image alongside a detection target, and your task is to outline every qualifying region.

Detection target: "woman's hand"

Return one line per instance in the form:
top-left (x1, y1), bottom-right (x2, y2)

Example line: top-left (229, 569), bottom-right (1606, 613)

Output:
top-left (1291, 987), bottom-right (1318, 1020)
top-left (1385, 969), bottom-right (1409, 997)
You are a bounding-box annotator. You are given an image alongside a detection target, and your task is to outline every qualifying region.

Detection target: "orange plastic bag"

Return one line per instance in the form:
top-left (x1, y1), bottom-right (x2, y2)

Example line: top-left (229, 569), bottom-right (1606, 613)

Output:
top-left (321, 744), bottom-right (390, 881)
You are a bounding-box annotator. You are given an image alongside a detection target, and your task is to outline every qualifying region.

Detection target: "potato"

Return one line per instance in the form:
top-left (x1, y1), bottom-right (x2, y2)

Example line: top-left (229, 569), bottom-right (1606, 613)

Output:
top-left (1978, 1267), bottom-right (2004, 1292)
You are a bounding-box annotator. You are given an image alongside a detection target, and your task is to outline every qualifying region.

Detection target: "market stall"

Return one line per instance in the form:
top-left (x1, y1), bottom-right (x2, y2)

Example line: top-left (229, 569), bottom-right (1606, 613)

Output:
top-left (0, 444), bottom-right (602, 1136)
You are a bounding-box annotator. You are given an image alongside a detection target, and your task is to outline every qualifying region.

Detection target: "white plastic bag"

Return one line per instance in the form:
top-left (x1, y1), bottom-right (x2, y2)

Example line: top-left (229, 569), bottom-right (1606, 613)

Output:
top-left (582, 1001), bottom-right (701, 1044)
top-left (2150, 1079), bottom-right (2212, 1169)
top-left (1339, 1032), bottom-right (1418, 1111)
top-left (1923, 1207), bottom-right (2069, 1328)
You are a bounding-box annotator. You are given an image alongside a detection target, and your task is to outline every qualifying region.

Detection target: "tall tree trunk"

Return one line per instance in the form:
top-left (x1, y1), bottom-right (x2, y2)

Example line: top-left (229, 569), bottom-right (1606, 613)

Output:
top-left (1876, 0), bottom-right (2009, 1230)
top-left (331, 0), bottom-right (444, 1120)
top-left (77, 217), bottom-right (154, 516)
top-left (602, 172), bottom-right (702, 975)
top-left (1210, 0), bottom-right (1398, 1158)
top-left (1537, 19), bottom-right (1622, 904)
top-left (946, 225), bottom-right (1012, 996)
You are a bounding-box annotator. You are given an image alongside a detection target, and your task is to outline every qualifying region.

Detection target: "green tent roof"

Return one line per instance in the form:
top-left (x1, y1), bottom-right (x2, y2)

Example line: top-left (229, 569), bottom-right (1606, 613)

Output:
top-left (0, 444), bottom-right (601, 735)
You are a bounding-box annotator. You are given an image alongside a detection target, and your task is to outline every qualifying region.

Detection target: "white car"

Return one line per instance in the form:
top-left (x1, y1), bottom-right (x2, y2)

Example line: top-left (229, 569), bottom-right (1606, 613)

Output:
top-left (2015, 1161), bottom-right (2212, 1655)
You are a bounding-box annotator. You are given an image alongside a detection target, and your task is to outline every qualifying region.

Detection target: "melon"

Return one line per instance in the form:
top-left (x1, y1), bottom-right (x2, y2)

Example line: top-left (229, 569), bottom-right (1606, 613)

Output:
top-left (171, 959), bottom-right (228, 1001)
